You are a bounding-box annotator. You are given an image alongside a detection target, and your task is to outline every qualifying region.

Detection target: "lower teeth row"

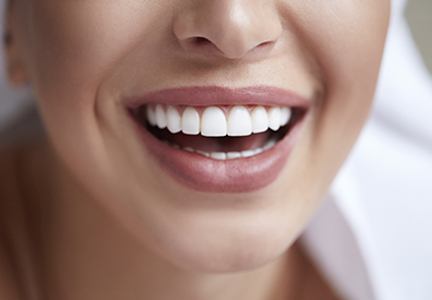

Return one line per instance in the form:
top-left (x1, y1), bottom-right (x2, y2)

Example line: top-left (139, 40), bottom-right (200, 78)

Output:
top-left (166, 139), bottom-right (278, 160)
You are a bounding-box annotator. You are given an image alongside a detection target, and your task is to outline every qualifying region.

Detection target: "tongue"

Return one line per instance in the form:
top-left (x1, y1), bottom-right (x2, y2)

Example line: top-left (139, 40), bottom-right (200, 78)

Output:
top-left (157, 130), bottom-right (271, 152)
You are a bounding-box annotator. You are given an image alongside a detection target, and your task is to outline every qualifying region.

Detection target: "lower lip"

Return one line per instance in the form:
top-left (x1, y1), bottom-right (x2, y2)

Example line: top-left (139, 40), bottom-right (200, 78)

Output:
top-left (128, 114), bottom-right (308, 193)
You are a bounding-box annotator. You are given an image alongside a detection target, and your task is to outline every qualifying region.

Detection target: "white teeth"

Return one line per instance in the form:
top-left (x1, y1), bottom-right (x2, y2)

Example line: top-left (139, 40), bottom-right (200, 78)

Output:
top-left (268, 107), bottom-right (281, 131)
top-left (280, 107), bottom-right (292, 126)
top-left (196, 150), bottom-right (210, 157)
top-left (151, 105), bottom-right (283, 159)
top-left (210, 152), bottom-right (227, 160)
top-left (177, 138), bottom-right (276, 160)
top-left (227, 152), bottom-right (242, 159)
top-left (252, 148), bottom-right (263, 155)
top-left (146, 106), bottom-right (157, 126)
top-left (227, 106), bottom-right (252, 137)
top-left (263, 139), bottom-right (277, 150)
top-left (241, 149), bottom-right (256, 158)
top-left (201, 107), bottom-right (227, 137)
top-left (167, 105), bottom-right (182, 133)
top-left (181, 107), bottom-right (200, 135)
top-left (145, 105), bottom-right (292, 135)
top-left (155, 104), bottom-right (167, 129)
top-left (251, 106), bottom-right (269, 133)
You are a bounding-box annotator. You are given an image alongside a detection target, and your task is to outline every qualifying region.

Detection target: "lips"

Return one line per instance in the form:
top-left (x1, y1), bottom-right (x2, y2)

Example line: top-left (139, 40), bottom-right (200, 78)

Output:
top-left (125, 86), bottom-right (311, 193)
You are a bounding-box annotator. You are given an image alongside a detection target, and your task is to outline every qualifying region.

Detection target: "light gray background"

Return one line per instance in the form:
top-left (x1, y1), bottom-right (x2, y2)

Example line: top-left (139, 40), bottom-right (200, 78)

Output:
top-left (406, 0), bottom-right (432, 73)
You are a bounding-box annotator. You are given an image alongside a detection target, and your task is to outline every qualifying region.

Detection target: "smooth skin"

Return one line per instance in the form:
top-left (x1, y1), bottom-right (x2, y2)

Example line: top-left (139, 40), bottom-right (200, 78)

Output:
top-left (0, 0), bottom-right (390, 299)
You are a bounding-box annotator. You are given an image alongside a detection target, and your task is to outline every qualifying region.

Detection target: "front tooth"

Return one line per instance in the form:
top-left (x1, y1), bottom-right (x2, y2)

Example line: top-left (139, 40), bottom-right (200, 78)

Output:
top-left (251, 106), bottom-right (269, 133)
top-left (263, 139), bottom-right (277, 150)
top-left (241, 149), bottom-right (256, 158)
top-left (280, 107), bottom-right (292, 126)
top-left (196, 150), bottom-right (210, 157)
top-left (211, 152), bottom-right (227, 160)
top-left (227, 152), bottom-right (242, 159)
top-left (227, 106), bottom-right (252, 136)
top-left (167, 106), bottom-right (181, 133)
top-left (183, 147), bottom-right (195, 153)
top-left (253, 147), bottom-right (264, 155)
top-left (182, 107), bottom-right (200, 135)
top-left (268, 107), bottom-right (281, 131)
top-left (155, 104), bottom-right (167, 129)
top-left (146, 106), bottom-right (157, 126)
top-left (201, 107), bottom-right (227, 137)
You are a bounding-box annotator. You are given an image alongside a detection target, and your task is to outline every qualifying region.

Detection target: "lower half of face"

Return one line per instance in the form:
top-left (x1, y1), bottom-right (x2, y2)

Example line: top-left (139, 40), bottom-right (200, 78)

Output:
top-left (14, 0), bottom-right (390, 272)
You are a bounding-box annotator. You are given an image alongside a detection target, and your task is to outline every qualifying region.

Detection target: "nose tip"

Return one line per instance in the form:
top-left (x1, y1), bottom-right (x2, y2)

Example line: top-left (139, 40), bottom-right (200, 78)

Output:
top-left (173, 1), bottom-right (283, 61)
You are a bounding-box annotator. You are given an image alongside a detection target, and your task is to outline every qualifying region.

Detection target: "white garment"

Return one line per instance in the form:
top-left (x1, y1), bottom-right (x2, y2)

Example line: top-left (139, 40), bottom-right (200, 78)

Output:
top-left (1, 1), bottom-right (431, 299)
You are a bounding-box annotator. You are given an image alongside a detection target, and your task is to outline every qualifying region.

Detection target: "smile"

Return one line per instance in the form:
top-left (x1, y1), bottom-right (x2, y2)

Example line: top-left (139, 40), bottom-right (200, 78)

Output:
top-left (126, 86), bottom-right (311, 193)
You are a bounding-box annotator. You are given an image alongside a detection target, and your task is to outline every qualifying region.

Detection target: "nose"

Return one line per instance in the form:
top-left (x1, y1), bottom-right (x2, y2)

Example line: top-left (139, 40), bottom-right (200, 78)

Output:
top-left (173, 0), bottom-right (283, 61)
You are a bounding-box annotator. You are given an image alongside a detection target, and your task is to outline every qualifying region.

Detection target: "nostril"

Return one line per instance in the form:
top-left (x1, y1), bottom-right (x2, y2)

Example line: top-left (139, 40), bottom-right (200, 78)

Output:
top-left (183, 36), bottom-right (223, 55)
top-left (192, 36), bottom-right (212, 46)
top-left (255, 40), bottom-right (276, 53)
top-left (257, 41), bottom-right (274, 48)
top-left (192, 37), bottom-right (273, 49)
top-left (180, 36), bottom-right (277, 60)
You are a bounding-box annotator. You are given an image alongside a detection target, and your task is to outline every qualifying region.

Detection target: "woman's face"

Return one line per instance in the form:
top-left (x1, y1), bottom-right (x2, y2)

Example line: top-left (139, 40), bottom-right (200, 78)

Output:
top-left (8, 0), bottom-right (390, 272)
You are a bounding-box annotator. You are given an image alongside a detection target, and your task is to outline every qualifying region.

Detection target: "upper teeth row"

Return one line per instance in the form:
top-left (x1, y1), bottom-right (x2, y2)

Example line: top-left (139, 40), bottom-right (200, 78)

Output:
top-left (145, 105), bottom-right (292, 137)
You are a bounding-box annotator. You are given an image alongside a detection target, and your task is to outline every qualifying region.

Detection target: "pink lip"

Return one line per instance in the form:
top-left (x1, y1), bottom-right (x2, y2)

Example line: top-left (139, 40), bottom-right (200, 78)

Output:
top-left (126, 85), bottom-right (311, 108)
top-left (125, 86), bottom-right (311, 193)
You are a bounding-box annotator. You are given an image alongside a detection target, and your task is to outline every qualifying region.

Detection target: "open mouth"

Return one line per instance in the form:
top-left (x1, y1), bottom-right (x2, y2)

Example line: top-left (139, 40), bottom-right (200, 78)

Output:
top-left (125, 86), bottom-right (311, 193)
top-left (129, 104), bottom-right (305, 160)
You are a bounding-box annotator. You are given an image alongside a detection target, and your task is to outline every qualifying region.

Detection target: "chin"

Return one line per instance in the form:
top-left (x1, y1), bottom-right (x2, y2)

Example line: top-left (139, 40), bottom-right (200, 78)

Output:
top-left (139, 206), bottom-right (296, 273)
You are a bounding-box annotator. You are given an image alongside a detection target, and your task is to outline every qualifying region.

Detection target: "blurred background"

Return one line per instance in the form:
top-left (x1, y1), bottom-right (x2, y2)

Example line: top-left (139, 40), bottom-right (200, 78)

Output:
top-left (406, 0), bottom-right (432, 73)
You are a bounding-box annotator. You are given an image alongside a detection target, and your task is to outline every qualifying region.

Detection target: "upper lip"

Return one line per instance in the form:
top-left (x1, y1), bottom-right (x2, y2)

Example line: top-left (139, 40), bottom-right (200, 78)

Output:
top-left (125, 85), bottom-right (312, 109)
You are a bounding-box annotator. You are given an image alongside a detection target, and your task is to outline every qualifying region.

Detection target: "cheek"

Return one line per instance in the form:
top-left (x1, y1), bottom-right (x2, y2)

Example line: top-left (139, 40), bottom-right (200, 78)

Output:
top-left (310, 3), bottom-right (389, 163)
top-left (274, 1), bottom-right (390, 199)
top-left (19, 2), bottom-right (169, 170)
top-left (291, 2), bottom-right (390, 99)
top-left (299, 1), bottom-right (390, 113)
top-left (12, 4), bottom-right (165, 207)
top-left (24, 2), bottom-right (167, 112)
